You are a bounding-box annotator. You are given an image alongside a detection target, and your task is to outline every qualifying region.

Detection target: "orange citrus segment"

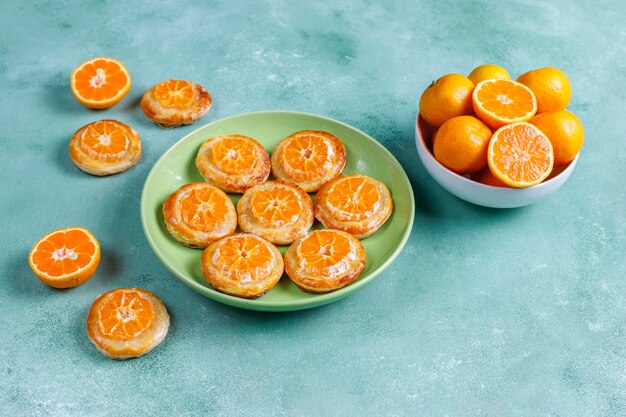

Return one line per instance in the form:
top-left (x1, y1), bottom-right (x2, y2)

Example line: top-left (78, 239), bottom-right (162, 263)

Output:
top-left (179, 186), bottom-right (230, 231)
top-left (298, 230), bottom-right (352, 275)
top-left (487, 122), bottom-right (554, 188)
top-left (211, 137), bottom-right (258, 174)
top-left (282, 134), bottom-right (330, 182)
top-left (28, 227), bottom-right (100, 288)
top-left (250, 186), bottom-right (302, 227)
top-left (97, 289), bottom-right (155, 340)
top-left (79, 120), bottom-right (130, 162)
top-left (326, 176), bottom-right (380, 221)
top-left (472, 79), bottom-right (537, 129)
top-left (153, 80), bottom-right (194, 109)
top-left (70, 57), bottom-right (131, 109)
top-left (213, 235), bottom-right (274, 282)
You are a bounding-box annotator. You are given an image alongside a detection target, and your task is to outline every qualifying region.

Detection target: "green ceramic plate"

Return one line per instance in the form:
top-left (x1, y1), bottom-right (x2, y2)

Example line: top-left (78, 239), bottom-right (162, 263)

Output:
top-left (140, 111), bottom-right (414, 312)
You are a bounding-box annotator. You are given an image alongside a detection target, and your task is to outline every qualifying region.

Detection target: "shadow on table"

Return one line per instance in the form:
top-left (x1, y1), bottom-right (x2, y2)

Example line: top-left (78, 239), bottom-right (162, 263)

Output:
top-left (44, 72), bottom-right (82, 114)
top-left (409, 165), bottom-right (527, 222)
top-left (201, 294), bottom-right (346, 323)
top-left (95, 246), bottom-right (122, 283)
top-left (55, 135), bottom-right (87, 177)
top-left (7, 251), bottom-right (51, 296)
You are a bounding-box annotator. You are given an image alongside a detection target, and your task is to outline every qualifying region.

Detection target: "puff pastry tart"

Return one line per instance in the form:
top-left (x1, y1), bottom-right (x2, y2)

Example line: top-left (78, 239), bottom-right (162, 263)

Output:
top-left (195, 134), bottom-right (271, 193)
top-left (201, 233), bottom-right (284, 299)
top-left (69, 119), bottom-right (141, 176)
top-left (284, 229), bottom-right (366, 293)
top-left (163, 182), bottom-right (237, 248)
top-left (314, 174), bottom-right (393, 239)
top-left (87, 288), bottom-right (170, 360)
top-left (237, 180), bottom-right (314, 245)
top-left (271, 130), bottom-right (346, 192)
top-left (141, 79), bottom-right (212, 128)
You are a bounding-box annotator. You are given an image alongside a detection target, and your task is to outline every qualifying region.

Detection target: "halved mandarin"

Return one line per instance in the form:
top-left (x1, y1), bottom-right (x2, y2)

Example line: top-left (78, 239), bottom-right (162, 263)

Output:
top-left (69, 119), bottom-right (141, 176)
top-left (487, 122), bottom-right (554, 188)
top-left (195, 134), bottom-right (271, 193)
top-left (201, 233), bottom-right (284, 299)
top-left (163, 182), bottom-right (237, 248)
top-left (141, 79), bottom-right (212, 128)
top-left (86, 288), bottom-right (170, 360)
top-left (284, 229), bottom-right (366, 294)
top-left (238, 181), bottom-right (314, 245)
top-left (315, 174), bottom-right (393, 239)
top-left (28, 226), bottom-right (100, 288)
top-left (472, 79), bottom-right (537, 130)
top-left (70, 57), bottom-right (131, 109)
top-left (271, 130), bottom-right (346, 192)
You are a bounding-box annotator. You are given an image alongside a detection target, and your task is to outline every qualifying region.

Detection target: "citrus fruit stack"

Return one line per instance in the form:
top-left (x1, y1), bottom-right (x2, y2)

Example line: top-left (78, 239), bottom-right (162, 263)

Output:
top-left (419, 64), bottom-right (584, 188)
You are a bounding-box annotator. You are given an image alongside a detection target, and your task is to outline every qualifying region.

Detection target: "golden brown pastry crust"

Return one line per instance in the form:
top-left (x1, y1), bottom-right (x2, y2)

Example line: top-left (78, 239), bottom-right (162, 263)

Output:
top-left (140, 80), bottom-right (212, 128)
top-left (237, 181), bottom-right (314, 245)
top-left (86, 288), bottom-right (170, 360)
top-left (284, 229), bottom-right (366, 293)
top-left (201, 233), bottom-right (284, 299)
top-left (314, 174), bottom-right (393, 239)
top-left (195, 134), bottom-right (271, 193)
top-left (69, 119), bottom-right (141, 176)
top-left (271, 130), bottom-right (346, 192)
top-left (163, 182), bottom-right (237, 249)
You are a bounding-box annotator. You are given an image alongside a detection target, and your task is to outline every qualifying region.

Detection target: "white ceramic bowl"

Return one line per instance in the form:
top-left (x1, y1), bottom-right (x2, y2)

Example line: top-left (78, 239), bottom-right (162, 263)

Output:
top-left (415, 115), bottom-right (578, 208)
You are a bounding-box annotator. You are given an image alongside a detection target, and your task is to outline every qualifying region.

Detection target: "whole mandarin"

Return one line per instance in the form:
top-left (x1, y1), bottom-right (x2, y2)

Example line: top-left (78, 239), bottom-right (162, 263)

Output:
top-left (468, 64), bottom-right (511, 85)
top-left (517, 67), bottom-right (572, 113)
top-left (419, 74), bottom-right (475, 128)
top-left (530, 110), bottom-right (583, 166)
top-left (433, 115), bottom-right (492, 174)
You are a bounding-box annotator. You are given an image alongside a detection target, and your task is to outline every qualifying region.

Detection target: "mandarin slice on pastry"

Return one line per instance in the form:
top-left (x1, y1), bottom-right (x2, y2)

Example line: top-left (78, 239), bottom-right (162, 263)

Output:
top-left (237, 180), bottom-right (314, 245)
top-left (201, 233), bottom-right (284, 299)
top-left (284, 229), bottom-right (366, 293)
top-left (271, 130), bottom-right (346, 192)
top-left (87, 288), bottom-right (170, 360)
top-left (314, 174), bottom-right (393, 239)
top-left (141, 79), bottom-right (212, 128)
top-left (195, 134), bottom-right (271, 193)
top-left (163, 182), bottom-right (237, 249)
top-left (69, 119), bottom-right (141, 176)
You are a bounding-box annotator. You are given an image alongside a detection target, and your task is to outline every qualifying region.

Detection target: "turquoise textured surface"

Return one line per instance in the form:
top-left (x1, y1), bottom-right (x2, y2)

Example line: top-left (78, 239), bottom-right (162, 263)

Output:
top-left (1, 1), bottom-right (625, 416)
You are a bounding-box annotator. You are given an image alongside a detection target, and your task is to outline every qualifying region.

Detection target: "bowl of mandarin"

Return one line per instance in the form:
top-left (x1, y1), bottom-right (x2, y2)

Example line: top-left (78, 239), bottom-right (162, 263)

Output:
top-left (415, 64), bottom-right (584, 208)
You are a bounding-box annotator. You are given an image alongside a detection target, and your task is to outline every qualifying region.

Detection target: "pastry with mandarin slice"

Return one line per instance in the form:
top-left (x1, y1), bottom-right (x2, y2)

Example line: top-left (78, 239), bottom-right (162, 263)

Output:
top-left (87, 288), bottom-right (170, 360)
top-left (141, 79), bottom-right (212, 128)
top-left (163, 182), bottom-right (237, 248)
top-left (69, 119), bottom-right (141, 176)
top-left (284, 229), bottom-right (366, 294)
top-left (195, 134), bottom-right (271, 193)
top-left (271, 130), bottom-right (346, 192)
top-left (237, 180), bottom-right (314, 245)
top-left (201, 233), bottom-right (284, 299)
top-left (314, 174), bottom-right (393, 239)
